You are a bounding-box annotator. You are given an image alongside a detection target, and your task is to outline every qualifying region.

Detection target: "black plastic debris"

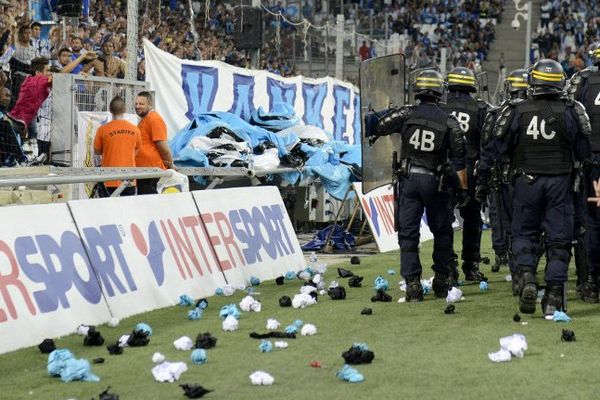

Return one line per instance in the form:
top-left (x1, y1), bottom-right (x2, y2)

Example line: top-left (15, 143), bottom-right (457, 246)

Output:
top-left (275, 276), bottom-right (285, 285)
top-left (98, 386), bottom-right (120, 400)
top-left (83, 328), bottom-right (105, 346)
top-left (127, 329), bottom-right (150, 347)
top-left (180, 383), bottom-right (213, 399)
top-left (444, 304), bottom-right (455, 314)
top-left (328, 286), bottom-right (347, 300)
top-left (337, 268), bottom-right (354, 278)
top-left (93, 357), bottom-right (105, 364)
top-left (371, 289), bottom-right (392, 302)
top-left (561, 329), bottom-right (576, 342)
top-left (481, 257), bottom-right (490, 265)
top-left (195, 332), bottom-right (217, 349)
top-left (106, 342), bottom-right (123, 355)
top-left (513, 313), bottom-right (521, 322)
top-left (195, 298), bottom-right (208, 309)
top-left (279, 295), bottom-right (292, 307)
top-left (361, 308), bottom-right (372, 315)
top-left (342, 345), bottom-right (375, 364)
top-left (38, 339), bottom-right (56, 354)
top-left (348, 275), bottom-right (364, 288)
top-left (350, 256), bottom-right (361, 265)
top-left (249, 331), bottom-right (297, 339)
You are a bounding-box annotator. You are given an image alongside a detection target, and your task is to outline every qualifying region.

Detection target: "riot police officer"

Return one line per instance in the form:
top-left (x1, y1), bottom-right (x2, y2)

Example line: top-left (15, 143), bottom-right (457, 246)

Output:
top-left (567, 42), bottom-right (600, 303)
top-left (477, 69), bottom-right (528, 294)
top-left (480, 59), bottom-right (591, 316)
top-left (369, 69), bottom-right (468, 302)
top-left (442, 67), bottom-right (489, 283)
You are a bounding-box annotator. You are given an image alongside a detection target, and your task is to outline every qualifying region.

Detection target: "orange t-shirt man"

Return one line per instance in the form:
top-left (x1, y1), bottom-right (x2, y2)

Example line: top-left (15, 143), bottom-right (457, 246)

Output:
top-left (94, 119), bottom-right (142, 188)
top-left (136, 111), bottom-right (168, 169)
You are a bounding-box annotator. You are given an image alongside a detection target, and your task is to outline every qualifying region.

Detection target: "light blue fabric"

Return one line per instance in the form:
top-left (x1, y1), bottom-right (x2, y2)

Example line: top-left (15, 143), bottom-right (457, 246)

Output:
top-left (374, 276), bottom-right (389, 291)
top-left (47, 349), bottom-right (74, 376)
top-left (250, 103), bottom-right (300, 132)
top-left (191, 349), bottom-right (207, 364)
top-left (250, 276), bottom-right (260, 286)
top-left (135, 323), bottom-right (152, 336)
top-left (47, 349), bottom-right (99, 382)
top-left (285, 271), bottom-right (296, 280)
top-left (284, 325), bottom-right (298, 334)
top-left (188, 308), bottom-right (203, 320)
top-left (293, 320), bottom-right (304, 328)
top-left (387, 269), bottom-right (396, 275)
top-left (259, 340), bottom-right (273, 353)
top-left (336, 364), bottom-right (364, 383)
top-left (552, 311), bottom-right (571, 322)
top-left (352, 342), bottom-right (370, 351)
top-left (219, 304), bottom-right (241, 320)
top-left (179, 294), bottom-right (195, 307)
top-left (215, 288), bottom-right (224, 296)
top-left (196, 299), bottom-right (208, 310)
top-left (479, 281), bottom-right (489, 291)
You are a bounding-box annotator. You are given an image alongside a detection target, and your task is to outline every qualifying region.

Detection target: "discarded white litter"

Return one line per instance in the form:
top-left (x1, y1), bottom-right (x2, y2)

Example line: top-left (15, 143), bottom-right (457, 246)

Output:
top-left (108, 317), bottom-right (120, 328)
top-left (118, 334), bottom-right (130, 347)
top-left (239, 295), bottom-right (262, 312)
top-left (76, 324), bottom-right (92, 336)
top-left (301, 324), bottom-right (317, 336)
top-left (300, 286), bottom-right (317, 295)
top-left (446, 287), bottom-right (463, 303)
top-left (505, 275), bottom-right (512, 282)
top-left (151, 361), bottom-right (188, 383)
top-left (152, 352), bottom-right (166, 364)
top-left (249, 371), bottom-right (274, 385)
top-left (266, 319), bottom-right (280, 330)
top-left (173, 336), bottom-right (193, 351)
top-left (222, 315), bottom-right (239, 331)
top-left (488, 333), bottom-right (528, 363)
top-left (398, 297), bottom-right (406, 303)
top-left (292, 293), bottom-right (317, 309)
top-left (274, 341), bottom-right (288, 349)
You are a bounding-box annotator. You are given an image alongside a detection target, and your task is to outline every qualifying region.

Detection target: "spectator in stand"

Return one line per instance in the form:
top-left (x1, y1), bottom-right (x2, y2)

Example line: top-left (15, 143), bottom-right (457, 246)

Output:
top-left (359, 40), bottom-right (370, 61)
top-left (100, 40), bottom-right (125, 78)
top-left (94, 95), bottom-right (141, 197)
top-left (30, 22), bottom-right (50, 58)
top-left (134, 91), bottom-right (175, 195)
top-left (0, 86), bottom-right (10, 113)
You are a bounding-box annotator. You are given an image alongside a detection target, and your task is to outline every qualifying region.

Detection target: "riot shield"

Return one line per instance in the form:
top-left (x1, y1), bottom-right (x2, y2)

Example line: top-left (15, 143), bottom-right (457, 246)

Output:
top-left (477, 71), bottom-right (490, 103)
top-left (360, 54), bottom-right (406, 194)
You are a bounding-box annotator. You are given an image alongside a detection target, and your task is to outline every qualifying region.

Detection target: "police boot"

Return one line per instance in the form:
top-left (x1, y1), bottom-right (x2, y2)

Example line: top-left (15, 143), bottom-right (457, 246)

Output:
top-left (491, 250), bottom-right (508, 273)
top-left (405, 277), bottom-right (424, 303)
top-left (449, 256), bottom-right (459, 284)
top-left (581, 275), bottom-right (599, 304)
top-left (462, 261), bottom-right (488, 283)
top-left (432, 271), bottom-right (450, 298)
top-left (519, 271), bottom-right (538, 314)
top-left (541, 284), bottom-right (564, 316)
top-left (511, 271), bottom-right (522, 297)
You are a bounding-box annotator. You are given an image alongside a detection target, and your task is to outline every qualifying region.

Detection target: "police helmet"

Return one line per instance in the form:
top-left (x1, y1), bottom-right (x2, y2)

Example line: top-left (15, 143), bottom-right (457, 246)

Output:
top-left (504, 68), bottom-right (528, 98)
top-left (413, 69), bottom-right (445, 100)
top-left (588, 42), bottom-right (600, 66)
top-left (529, 59), bottom-right (565, 95)
top-left (446, 66), bottom-right (477, 93)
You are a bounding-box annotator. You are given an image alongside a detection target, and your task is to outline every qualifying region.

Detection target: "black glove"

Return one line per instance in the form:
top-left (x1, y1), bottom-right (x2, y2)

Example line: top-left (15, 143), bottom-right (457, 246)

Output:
top-left (475, 183), bottom-right (490, 206)
top-left (456, 188), bottom-right (470, 208)
top-left (368, 135), bottom-right (379, 146)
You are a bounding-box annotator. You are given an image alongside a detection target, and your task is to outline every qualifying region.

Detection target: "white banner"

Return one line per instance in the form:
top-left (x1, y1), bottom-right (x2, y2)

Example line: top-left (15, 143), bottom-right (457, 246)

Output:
top-left (75, 111), bottom-right (139, 199)
top-left (0, 204), bottom-right (112, 354)
top-left (353, 183), bottom-right (433, 253)
top-left (143, 39), bottom-right (361, 144)
top-left (192, 187), bottom-right (305, 285)
top-left (68, 193), bottom-right (228, 320)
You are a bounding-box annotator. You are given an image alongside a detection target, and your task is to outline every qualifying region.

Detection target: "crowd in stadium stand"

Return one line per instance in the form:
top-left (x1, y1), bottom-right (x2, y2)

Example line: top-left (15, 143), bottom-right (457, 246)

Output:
top-left (533, 0), bottom-right (598, 77)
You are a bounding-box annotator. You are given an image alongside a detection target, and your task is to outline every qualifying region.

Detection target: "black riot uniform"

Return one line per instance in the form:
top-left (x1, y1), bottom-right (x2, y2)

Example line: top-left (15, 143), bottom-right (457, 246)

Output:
top-left (368, 69), bottom-right (468, 302)
top-left (477, 69), bottom-right (528, 293)
top-left (567, 42), bottom-right (600, 303)
top-left (481, 59), bottom-right (591, 316)
top-left (442, 67), bottom-right (489, 282)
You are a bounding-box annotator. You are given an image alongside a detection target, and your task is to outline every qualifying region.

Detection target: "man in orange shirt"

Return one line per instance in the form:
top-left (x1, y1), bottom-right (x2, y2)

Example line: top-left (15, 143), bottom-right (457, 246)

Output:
top-left (135, 91), bottom-right (175, 194)
top-left (94, 96), bottom-right (142, 197)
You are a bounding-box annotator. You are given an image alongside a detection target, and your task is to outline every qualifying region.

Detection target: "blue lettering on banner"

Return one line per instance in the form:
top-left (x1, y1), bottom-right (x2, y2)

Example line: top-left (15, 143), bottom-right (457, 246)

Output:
top-left (367, 198), bottom-right (381, 237)
top-left (229, 204), bottom-right (295, 265)
top-left (332, 85), bottom-right (350, 142)
top-left (130, 221), bottom-right (166, 286)
top-left (301, 82), bottom-right (327, 128)
top-left (267, 78), bottom-right (297, 111)
top-left (181, 65), bottom-right (219, 120)
top-left (82, 225), bottom-right (137, 297)
top-left (228, 74), bottom-right (256, 121)
top-left (15, 232), bottom-right (103, 313)
top-left (352, 92), bottom-right (361, 145)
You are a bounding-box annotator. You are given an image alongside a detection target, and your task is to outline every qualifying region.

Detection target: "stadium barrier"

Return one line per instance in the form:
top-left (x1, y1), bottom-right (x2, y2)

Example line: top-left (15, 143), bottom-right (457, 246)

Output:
top-left (0, 186), bottom-right (304, 354)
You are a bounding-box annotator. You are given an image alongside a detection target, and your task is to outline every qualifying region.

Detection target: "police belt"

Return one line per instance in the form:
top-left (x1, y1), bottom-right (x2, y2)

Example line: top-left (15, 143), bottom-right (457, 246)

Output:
top-left (408, 166), bottom-right (437, 176)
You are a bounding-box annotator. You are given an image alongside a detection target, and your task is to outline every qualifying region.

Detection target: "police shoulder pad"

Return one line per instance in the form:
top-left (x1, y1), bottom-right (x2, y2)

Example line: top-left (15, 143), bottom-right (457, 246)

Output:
top-left (508, 98), bottom-right (525, 107)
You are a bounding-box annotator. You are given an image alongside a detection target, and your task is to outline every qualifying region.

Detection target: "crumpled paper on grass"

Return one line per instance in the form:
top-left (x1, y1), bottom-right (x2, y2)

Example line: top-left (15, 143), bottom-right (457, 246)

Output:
top-left (488, 333), bottom-right (528, 362)
top-left (179, 294), bottom-right (195, 306)
top-left (152, 361), bottom-right (188, 383)
top-left (219, 304), bottom-right (241, 320)
top-left (301, 324), bottom-right (317, 336)
top-left (47, 349), bottom-right (100, 382)
top-left (266, 319), bottom-right (280, 330)
top-left (152, 352), bottom-right (166, 364)
top-left (239, 296), bottom-right (262, 312)
top-left (188, 308), bottom-right (203, 320)
top-left (292, 293), bottom-right (317, 309)
top-left (191, 349), bottom-right (207, 364)
top-left (259, 340), bottom-right (273, 353)
top-left (336, 365), bottom-right (364, 383)
top-left (547, 310), bottom-right (571, 322)
top-left (374, 276), bottom-right (389, 291)
top-left (174, 336), bottom-right (194, 351)
top-left (135, 323), bottom-right (152, 336)
top-left (446, 287), bottom-right (463, 303)
top-left (222, 315), bottom-right (239, 331)
top-left (274, 341), bottom-right (288, 349)
top-left (249, 371), bottom-right (274, 385)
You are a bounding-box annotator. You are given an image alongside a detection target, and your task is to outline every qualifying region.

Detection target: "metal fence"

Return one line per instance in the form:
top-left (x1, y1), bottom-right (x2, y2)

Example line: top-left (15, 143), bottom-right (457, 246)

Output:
top-left (51, 74), bottom-right (150, 167)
